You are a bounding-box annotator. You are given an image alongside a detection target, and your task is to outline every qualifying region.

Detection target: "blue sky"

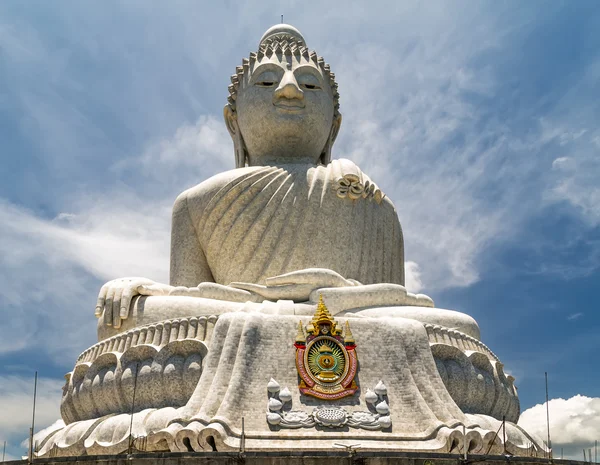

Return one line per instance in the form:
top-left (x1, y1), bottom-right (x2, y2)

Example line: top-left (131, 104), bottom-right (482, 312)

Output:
top-left (0, 0), bottom-right (599, 460)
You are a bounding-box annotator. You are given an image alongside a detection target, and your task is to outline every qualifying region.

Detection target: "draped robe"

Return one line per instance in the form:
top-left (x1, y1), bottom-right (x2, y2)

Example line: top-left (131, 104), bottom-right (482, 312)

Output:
top-left (183, 158), bottom-right (404, 286)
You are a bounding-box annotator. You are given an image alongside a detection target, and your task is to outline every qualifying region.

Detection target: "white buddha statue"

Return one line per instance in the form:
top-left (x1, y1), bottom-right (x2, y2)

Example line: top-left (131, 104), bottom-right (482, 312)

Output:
top-left (35, 25), bottom-right (546, 458)
top-left (91, 24), bottom-right (445, 347)
top-left (94, 23), bottom-right (418, 333)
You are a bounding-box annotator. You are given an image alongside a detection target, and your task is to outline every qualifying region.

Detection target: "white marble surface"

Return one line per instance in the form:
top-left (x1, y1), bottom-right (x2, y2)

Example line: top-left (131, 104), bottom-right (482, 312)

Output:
top-left (35, 23), bottom-right (545, 457)
top-left (38, 313), bottom-right (538, 456)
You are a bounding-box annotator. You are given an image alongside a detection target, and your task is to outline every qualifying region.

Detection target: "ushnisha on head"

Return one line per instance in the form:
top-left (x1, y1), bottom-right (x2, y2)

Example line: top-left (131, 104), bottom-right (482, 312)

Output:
top-left (224, 24), bottom-right (342, 168)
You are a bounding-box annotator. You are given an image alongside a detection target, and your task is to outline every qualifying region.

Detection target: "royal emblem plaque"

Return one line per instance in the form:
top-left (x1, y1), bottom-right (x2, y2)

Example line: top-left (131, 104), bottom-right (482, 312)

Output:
top-left (294, 296), bottom-right (358, 400)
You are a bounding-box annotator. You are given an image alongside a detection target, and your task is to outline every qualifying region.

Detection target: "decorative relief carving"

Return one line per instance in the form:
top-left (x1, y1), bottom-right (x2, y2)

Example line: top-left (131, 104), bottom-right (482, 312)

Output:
top-left (336, 174), bottom-right (384, 204)
top-left (422, 323), bottom-right (520, 422)
top-left (431, 344), bottom-right (520, 422)
top-left (62, 336), bottom-right (208, 423)
top-left (295, 296), bottom-right (358, 400)
top-left (77, 315), bottom-right (219, 365)
top-left (423, 323), bottom-right (499, 361)
top-left (265, 378), bottom-right (391, 430)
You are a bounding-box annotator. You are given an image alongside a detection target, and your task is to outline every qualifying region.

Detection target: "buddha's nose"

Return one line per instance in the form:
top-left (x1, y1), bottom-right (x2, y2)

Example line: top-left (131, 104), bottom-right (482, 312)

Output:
top-left (274, 71), bottom-right (304, 100)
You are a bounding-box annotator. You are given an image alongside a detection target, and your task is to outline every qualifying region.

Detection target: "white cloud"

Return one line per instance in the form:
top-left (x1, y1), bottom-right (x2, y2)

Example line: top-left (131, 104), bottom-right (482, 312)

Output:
top-left (0, 2), bottom-right (598, 459)
top-left (328, 13), bottom-right (600, 289)
top-left (567, 313), bottom-right (583, 321)
top-left (329, 13), bottom-right (512, 289)
top-left (0, 199), bottom-right (168, 359)
top-left (0, 113), bottom-right (234, 362)
top-left (519, 395), bottom-right (600, 460)
top-left (27, 420), bottom-right (65, 451)
top-left (2, 0), bottom-right (598, 295)
top-left (404, 261), bottom-right (424, 293)
top-left (2, 452), bottom-right (19, 462)
top-left (111, 116), bottom-right (233, 203)
top-left (0, 375), bottom-right (63, 454)
top-left (552, 157), bottom-right (575, 171)
top-left (546, 150), bottom-right (600, 227)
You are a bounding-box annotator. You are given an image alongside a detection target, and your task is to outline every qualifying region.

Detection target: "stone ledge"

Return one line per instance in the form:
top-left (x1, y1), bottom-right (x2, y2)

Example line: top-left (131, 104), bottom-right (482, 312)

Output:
top-left (6, 452), bottom-right (584, 465)
top-left (78, 315), bottom-right (219, 364)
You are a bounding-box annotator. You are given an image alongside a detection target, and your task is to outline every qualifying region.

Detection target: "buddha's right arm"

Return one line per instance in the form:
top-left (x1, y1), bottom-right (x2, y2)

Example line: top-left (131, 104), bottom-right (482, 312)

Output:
top-left (93, 192), bottom-right (209, 330)
top-left (169, 190), bottom-right (214, 287)
top-left (95, 187), bottom-right (255, 329)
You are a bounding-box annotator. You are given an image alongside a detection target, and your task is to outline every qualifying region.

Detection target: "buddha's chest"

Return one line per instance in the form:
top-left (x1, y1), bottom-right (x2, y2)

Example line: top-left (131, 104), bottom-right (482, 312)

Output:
top-left (196, 163), bottom-right (400, 285)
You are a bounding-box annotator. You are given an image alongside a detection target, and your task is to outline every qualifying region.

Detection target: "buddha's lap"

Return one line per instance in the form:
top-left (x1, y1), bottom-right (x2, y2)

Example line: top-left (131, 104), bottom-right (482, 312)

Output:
top-left (98, 294), bottom-right (479, 342)
top-left (70, 310), bottom-right (516, 426)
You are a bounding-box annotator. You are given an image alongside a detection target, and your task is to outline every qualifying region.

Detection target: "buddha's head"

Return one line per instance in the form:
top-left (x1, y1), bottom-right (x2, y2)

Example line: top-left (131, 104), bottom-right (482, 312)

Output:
top-left (224, 24), bottom-right (342, 167)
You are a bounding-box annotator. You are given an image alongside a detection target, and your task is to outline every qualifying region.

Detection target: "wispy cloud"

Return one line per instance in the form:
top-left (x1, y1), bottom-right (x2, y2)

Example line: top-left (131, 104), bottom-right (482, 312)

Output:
top-left (567, 312), bottom-right (583, 321)
top-left (546, 149), bottom-right (600, 227)
top-left (0, 375), bottom-right (63, 457)
top-left (0, 197), bottom-right (169, 360)
top-left (0, 1), bottom-right (597, 369)
top-left (330, 6), bottom-right (600, 290)
top-left (2, 1), bottom-right (599, 293)
top-left (0, 6), bottom-right (599, 458)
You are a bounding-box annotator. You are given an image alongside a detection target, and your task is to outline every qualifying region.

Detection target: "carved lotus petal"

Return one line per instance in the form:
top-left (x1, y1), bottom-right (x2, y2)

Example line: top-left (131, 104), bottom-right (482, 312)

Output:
top-left (375, 400), bottom-right (389, 415)
top-left (268, 397), bottom-right (283, 411)
top-left (314, 407), bottom-right (347, 427)
top-left (282, 411), bottom-right (311, 423)
top-left (378, 415), bottom-right (392, 428)
top-left (348, 182), bottom-right (363, 200)
top-left (365, 389), bottom-right (378, 404)
top-left (350, 411), bottom-right (376, 423)
top-left (267, 378), bottom-right (280, 393)
top-left (336, 188), bottom-right (348, 199)
top-left (374, 380), bottom-right (387, 396)
top-left (362, 180), bottom-right (371, 196)
top-left (336, 175), bottom-right (365, 201)
top-left (266, 412), bottom-right (282, 425)
top-left (338, 178), bottom-right (351, 188)
top-left (279, 387), bottom-right (292, 403)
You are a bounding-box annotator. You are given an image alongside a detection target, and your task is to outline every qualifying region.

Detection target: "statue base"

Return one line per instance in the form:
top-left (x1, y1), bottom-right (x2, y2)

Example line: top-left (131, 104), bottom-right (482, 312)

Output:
top-left (35, 301), bottom-right (546, 458)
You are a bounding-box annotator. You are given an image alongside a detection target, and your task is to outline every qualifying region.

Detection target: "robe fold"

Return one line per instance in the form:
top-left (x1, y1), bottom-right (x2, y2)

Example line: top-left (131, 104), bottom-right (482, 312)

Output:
top-left (191, 159), bottom-right (404, 286)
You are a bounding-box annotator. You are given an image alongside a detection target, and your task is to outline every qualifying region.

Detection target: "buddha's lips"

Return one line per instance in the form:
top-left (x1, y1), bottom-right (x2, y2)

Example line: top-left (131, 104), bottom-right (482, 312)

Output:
top-left (273, 100), bottom-right (305, 110)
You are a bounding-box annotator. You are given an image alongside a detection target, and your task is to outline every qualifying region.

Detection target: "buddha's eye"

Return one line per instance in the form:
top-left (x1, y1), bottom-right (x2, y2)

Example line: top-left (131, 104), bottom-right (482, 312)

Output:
top-left (254, 70), bottom-right (279, 87)
top-left (301, 83), bottom-right (321, 90)
top-left (297, 73), bottom-right (322, 91)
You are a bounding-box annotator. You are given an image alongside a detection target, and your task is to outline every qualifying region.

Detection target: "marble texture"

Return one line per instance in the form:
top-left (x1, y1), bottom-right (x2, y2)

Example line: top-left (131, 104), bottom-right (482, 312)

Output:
top-left (66, 299), bottom-right (518, 426)
top-left (183, 159), bottom-right (404, 286)
top-left (97, 282), bottom-right (435, 342)
top-left (35, 23), bottom-right (545, 457)
top-left (38, 313), bottom-right (540, 456)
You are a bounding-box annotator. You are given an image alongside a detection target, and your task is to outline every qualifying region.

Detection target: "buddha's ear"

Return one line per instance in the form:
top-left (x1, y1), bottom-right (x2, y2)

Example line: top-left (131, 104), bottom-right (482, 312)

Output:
top-left (330, 113), bottom-right (342, 145)
top-left (319, 113), bottom-right (342, 166)
top-left (223, 105), bottom-right (238, 138)
top-left (224, 105), bottom-right (248, 168)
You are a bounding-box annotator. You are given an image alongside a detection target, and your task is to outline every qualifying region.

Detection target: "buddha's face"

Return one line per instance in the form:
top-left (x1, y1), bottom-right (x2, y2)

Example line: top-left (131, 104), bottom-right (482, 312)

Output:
top-left (236, 53), bottom-right (335, 165)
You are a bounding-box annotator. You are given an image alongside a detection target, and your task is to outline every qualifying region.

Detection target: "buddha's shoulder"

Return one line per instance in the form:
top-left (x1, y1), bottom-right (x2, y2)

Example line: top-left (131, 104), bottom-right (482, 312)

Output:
top-left (173, 161), bottom-right (397, 215)
top-left (329, 158), bottom-right (397, 212)
top-left (172, 166), bottom-right (266, 215)
top-left (328, 158), bottom-right (377, 183)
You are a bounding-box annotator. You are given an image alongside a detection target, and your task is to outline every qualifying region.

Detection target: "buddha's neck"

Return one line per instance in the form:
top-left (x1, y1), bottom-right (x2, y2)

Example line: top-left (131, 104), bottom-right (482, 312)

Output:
top-left (248, 154), bottom-right (319, 166)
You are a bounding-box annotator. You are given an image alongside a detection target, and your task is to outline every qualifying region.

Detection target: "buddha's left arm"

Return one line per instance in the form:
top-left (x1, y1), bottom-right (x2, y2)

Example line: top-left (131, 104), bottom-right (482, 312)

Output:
top-left (170, 191), bottom-right (215, 287)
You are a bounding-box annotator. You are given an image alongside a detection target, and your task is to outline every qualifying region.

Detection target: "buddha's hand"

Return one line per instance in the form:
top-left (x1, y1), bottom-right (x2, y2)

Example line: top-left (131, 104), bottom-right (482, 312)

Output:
top-left (229, 268), bottom-right (361, 302)
top-left (95, 277), bottom-right (162, 328)
top-left (96, 279), bottom-right (259, 328)
top-left (138, 282), bottom-right (256, 303)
